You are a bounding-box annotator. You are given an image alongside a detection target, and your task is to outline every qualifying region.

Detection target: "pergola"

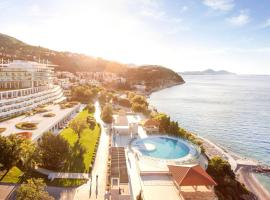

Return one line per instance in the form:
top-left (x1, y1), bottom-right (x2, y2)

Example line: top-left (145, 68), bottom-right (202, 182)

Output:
top-left (168, 165), bottom-right (217, 191)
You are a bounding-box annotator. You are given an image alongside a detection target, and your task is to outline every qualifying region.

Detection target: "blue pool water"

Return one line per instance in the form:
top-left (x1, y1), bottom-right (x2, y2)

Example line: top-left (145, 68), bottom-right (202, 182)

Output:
top-left (132, 136), bottom-right (190, 159)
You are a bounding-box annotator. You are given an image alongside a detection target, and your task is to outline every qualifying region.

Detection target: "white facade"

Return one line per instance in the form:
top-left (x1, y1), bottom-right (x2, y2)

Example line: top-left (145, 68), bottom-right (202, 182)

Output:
top-left (0, 60), bottom-right (54, 89)
top-left (0, 60), bottom-right (66, 120)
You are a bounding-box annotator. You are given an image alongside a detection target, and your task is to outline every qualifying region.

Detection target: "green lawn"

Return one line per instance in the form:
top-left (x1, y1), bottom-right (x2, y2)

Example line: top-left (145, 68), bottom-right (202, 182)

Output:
top-left (0, 167), bottom-right (23, 183)
top-left (60, 109), bottom-right (101, 173)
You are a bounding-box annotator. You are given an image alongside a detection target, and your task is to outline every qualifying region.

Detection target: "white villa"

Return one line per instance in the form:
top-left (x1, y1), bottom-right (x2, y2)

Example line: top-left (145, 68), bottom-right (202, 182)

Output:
top-left (113, 110), bottom-right (139, 137)
top-left (0, 60), bottom-right (66, 120)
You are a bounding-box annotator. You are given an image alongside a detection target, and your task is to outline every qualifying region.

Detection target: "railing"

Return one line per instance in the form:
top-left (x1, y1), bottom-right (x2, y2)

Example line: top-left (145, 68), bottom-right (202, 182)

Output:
top-left (0, 89), bottom-right (64, 118)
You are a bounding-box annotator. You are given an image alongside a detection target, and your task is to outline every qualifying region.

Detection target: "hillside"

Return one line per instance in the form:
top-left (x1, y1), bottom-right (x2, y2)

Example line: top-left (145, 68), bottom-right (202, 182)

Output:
top-left (0, 33), bottom-right (184, 86)
top-left (181, 69), bottom-right (235, 75)
top-left (0, 33), bottom-right (126, 73)
top-left (126, 65), bottom-right (184, 89)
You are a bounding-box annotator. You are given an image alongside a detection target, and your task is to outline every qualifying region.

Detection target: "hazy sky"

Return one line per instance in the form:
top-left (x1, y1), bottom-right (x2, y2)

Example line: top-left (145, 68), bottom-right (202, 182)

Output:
top-left (1, 0), bottom-right (270, 74)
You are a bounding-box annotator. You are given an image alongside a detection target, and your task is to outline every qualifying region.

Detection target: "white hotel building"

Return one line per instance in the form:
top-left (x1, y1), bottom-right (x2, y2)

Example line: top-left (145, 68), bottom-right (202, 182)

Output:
top-left (0, 60), bottom-right (66, 120)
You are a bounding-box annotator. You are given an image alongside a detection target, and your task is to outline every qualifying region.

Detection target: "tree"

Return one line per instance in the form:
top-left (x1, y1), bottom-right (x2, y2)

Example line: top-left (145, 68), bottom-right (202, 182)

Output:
top-left (0, 135), bottom-right (35, 172)
top-left (38, 132), bottom-right (70, 170)
top-left (98, 91), bottom-right (107, 105)
top-left (71, 85), bottom-right (98, 103)
top-left (87, 116), bottom-right (96, 130)
top-left (131, 95), bottom-right (148, 106)
top-left (20, 140), bottom-right (39, 172)
top-left (69, 119), bottom-right (88, 140)
top-left (207, 157), bottom-right (251, 200)
top-left (153, 113), bottom-right (170, 132)
top-left (86, 102), bottom-right (95, 113)
top-left (101, 104), bottom-right (113, 123)
top-left (16, 178), bottom-right (54, 200)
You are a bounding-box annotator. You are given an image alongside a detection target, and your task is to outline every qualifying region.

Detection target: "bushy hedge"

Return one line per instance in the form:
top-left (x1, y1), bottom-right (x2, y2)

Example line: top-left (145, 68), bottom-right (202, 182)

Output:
top-left (43, 113), bottom-right (56, 117)
top-left (15, 122), bottom-right (38, 130)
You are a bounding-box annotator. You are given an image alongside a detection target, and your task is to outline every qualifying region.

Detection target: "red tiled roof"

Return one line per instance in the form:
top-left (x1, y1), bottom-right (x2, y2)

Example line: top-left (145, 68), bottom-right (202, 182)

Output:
top-left (168, 165), bottom-right (217, 186)
top-left (143, 119), bottom-right (160, 127)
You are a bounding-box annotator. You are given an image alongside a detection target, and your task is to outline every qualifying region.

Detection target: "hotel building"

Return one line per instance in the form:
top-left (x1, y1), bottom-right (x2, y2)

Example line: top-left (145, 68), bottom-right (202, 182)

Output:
top-left (0, 60), bottom-right (66, 120)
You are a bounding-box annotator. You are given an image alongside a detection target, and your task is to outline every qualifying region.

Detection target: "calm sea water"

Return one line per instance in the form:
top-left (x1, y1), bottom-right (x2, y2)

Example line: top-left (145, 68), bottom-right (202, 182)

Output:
top-left (149, 75), bottom-right (270, 191)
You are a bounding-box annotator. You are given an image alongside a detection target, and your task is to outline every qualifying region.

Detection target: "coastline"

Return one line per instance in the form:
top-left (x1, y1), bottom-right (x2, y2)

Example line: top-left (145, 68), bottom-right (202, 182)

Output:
top-left (148, 83), bottom-right (270, 200)
top-left (145, 81), bottom-right (184, 97)
top-left (198, 135), bottom-right (270, 200)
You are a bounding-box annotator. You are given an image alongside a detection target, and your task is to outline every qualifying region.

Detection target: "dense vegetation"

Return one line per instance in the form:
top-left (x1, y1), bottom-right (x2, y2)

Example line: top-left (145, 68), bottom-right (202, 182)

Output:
top-left (0, 135), bottom-right (36, 174)
top-left (71, 85), bottom-right (99, 103)
top-left (207, 157), bottom-right (254, 200)
top-left (127, 92), bottom-right (150, 115)
top-left (16, 178), bottom-right (54, 200)
top-left (101, 104), bottom-right (113, 124)
top-left (38, 132), bottom-right (71, 171)
top-left (152, 113), bottom-right (203, 150)
top-left (126, 65), bottom-right (184, 90)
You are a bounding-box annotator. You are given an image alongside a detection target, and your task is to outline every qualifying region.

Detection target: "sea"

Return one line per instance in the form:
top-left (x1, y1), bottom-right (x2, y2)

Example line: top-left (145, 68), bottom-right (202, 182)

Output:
top-left (149, 75), bottom-right (270, 192)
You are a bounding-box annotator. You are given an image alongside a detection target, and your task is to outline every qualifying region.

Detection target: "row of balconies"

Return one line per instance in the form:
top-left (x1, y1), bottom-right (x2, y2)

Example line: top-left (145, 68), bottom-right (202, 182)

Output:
top-left (0, 91), bottom-right (65, 118)
top-left (0, 88), bottom-right (63, 113)
top-left (0, 85), bottom-right (59, 105)
top-left (0, 87), bottom-right (59, 107)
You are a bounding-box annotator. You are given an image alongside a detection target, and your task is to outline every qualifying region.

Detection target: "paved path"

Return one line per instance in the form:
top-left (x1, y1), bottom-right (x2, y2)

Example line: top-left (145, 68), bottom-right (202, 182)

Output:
top-left (74, 101), bottom-right (110, 200)
top-left (36, 168), bottom-right (89, 180)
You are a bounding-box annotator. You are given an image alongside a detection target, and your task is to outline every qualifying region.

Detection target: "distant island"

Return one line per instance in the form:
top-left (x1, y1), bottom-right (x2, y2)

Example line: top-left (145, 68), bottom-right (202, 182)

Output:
top-left (180, 69), bottom-right (236, 75)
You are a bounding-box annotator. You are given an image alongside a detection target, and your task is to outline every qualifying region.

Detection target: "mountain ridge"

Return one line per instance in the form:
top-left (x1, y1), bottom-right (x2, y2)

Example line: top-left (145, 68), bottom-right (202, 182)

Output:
top-left (180, 69), bottom-right (235, 75)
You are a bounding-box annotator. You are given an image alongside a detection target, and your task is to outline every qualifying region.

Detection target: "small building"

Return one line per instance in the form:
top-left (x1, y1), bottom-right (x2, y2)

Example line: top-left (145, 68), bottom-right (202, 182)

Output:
top-left (142, 118), bottom-right (160, 133)
top-left (110, 147), bottom-right (131, 200)
top-left (168, 165), bottom-right (217, 200)
top-left (113, 110), bottom-right (138, 137)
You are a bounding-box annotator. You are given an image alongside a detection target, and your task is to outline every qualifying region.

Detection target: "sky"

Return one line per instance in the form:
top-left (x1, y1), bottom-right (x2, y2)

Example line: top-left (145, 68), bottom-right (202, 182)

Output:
top-left (0, 0), bottom-right (270, 74)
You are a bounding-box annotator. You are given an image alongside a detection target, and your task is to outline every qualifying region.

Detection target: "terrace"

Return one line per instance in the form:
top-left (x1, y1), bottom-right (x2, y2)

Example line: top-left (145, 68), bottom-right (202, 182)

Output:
top-left (0, 103), bottom-right (81, 141)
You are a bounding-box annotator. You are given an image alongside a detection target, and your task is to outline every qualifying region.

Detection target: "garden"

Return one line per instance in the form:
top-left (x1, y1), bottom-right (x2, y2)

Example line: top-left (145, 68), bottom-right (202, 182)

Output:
top-left (43, 113), bottom-right (56, 117)
top-left (60, 109), bottom-right (101, 173)
top-left (15, 122), bottom-right (38, 130)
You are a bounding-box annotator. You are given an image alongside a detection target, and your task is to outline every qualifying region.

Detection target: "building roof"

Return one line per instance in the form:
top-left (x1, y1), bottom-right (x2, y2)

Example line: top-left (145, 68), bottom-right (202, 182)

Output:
top-left (114, 111), bottom-right (128, 126)
top-left (143, 118), bottom-right (160, 128)
top-left (110, 147), bottom-right (129, 184)
top-left (168, 165), bottom-right (217, 187)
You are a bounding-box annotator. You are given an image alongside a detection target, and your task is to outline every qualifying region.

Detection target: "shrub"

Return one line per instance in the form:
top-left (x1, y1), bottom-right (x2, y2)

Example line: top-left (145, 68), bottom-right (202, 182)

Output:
top-left (101, 104), bottom-right (113, 123)
top-left (15, 122), bottom-right (38, 130)
top-left (16, 178), bottom-right (54, 200)
top-left (33, 108), bottom-right (48, 113)
top-left (86, 102), bottom-right (95, 113)
top-left (43, 113), bottom-right (56, 117)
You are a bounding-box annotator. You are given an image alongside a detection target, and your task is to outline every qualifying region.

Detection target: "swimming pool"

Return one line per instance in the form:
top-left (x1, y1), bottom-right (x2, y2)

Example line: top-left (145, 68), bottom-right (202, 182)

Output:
top-left (131, 136), bottom-right (199, 160)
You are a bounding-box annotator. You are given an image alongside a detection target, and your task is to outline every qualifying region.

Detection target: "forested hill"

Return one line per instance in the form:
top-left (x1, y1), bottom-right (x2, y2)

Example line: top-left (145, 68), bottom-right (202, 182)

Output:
top-left (0, 33), bottom-right (184, 85)
top-left (0, 33), bottom-right (126, 73)
top-left (126, 65), bottom-right (185, 86)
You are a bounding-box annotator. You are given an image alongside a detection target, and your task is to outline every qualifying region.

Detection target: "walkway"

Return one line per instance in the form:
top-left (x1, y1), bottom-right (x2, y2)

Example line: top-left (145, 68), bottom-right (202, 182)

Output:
top-left (36, 167), bottom-right (89, 180)
top-left (74, 101), bottom-right (110, 200)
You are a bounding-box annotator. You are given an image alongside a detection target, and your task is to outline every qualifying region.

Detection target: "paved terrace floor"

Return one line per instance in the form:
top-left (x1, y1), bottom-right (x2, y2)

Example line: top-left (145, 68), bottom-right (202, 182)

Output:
top-left (0, 103), bottom-right (80, 141)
